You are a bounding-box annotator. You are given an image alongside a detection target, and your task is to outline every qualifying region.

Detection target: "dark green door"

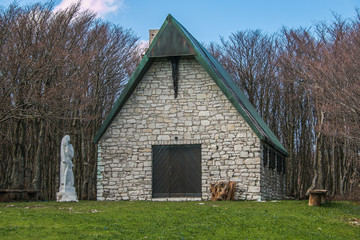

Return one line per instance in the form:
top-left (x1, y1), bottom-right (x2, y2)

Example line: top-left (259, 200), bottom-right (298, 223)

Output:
top-left (152, 145), bottom-right (201, 198)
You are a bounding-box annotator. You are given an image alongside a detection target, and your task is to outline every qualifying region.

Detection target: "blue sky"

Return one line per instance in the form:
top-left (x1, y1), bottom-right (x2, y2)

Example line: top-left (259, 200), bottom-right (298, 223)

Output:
top-left (1, 0), bottom-right (359, 43)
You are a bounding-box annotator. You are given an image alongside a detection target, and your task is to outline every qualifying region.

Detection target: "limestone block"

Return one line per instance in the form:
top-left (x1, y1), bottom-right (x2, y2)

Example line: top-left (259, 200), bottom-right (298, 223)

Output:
top-left (199, 111), bottom-right (210, 116)
top-left (184, 132), bottom-right (192, 139)
top-left (158, 135), bottom-right (170, 141)
top-left (225, 160), bottom-right (235, 165)
top-left (210, 171), bottom-right (220, 175)
top-left (240, 151), bottom-right (249, 158)
top-left (244, 158), bottom-right (260, 165)
top-left (139, 136), bottom-right (148, 141)
top-left (228, 124), bottom-right (235, 131)
top-left (227, 134), bottom-right (235, 139)
top-left (233, 145), bottom-right (241, 152)
top-left (220, 172), bottom-right (227, 178)
top-left (237, 132), bottom-right (247, 138)
top-left (197, 93), bottom-right (206, 99)
top-left (185, 120), bottom-right (192, 126)
top-left (201, 120), bottom-right (210, 126)
top-left (219, 166), bottom-right (229, 170)
top-left (215, 114), bottom-right (224, 120)
top-left (248, 186), bottom-right (260, 193)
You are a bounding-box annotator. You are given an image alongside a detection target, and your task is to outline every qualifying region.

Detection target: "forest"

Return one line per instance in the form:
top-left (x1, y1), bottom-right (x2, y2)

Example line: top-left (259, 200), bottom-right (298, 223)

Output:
top-left (0, 2), bottom-right (359, 200)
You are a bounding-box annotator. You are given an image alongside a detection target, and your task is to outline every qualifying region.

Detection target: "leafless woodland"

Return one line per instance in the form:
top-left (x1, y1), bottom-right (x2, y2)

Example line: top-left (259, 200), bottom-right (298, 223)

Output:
top-left (209, 13), bottom-right (360, 198)
top-left (0, 2), bottom-right (359, 200)
top-left (0, 3), bottom-right (140, 199)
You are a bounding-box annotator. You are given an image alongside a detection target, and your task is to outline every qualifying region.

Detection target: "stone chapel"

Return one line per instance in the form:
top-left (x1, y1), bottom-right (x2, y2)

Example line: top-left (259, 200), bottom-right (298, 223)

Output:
top-left (94, 15), bottom-right (288, 201)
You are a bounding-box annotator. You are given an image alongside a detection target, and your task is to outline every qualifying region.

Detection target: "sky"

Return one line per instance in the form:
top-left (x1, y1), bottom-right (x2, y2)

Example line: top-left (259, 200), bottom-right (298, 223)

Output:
top-left (0, 0), bottom-right (359, 43)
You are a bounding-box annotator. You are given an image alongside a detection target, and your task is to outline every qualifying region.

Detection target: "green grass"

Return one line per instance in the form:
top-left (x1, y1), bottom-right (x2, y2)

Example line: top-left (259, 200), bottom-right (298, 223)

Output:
top-left (0, 200), bottom-right (359, 239)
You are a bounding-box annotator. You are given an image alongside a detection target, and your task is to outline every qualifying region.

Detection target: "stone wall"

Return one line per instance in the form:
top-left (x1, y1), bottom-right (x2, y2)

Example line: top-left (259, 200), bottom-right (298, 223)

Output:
top-left (97, 56), bottom-right (267, 201)
top-left (260, 143), bottom-right (286, 200)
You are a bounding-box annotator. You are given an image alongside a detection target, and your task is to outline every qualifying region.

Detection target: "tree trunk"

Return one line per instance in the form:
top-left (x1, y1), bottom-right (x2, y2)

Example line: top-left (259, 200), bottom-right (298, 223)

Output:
top-left (10, 120), bottom-right (26, 189)
top-left (81, 128), bottom-right (89, 199)
top-left (306, 110), bottom-right (325, 195)
top-left (331, 139), bottom-right (336, 196)
top-left (339, 140), bottom-right (349, 195)
top-left (317, 135), bottom-right (325, 189)
top-left (210, 182), bottom-right (236, 201)
top-left (33, 119), bottom-right (45, 190)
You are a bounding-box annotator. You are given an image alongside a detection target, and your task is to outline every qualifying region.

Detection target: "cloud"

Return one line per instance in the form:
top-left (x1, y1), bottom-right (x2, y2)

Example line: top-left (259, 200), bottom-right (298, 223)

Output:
top-left (54, 0), bottom-right (123, 15)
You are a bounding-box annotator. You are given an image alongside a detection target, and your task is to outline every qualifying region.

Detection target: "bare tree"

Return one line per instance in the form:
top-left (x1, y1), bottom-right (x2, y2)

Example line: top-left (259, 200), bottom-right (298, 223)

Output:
top-left (0, 2), bottom-right (140, 199)
top-left (216, 15), bottom-right (360, 198)
top-left (277, 16), bottom-right (360, 197)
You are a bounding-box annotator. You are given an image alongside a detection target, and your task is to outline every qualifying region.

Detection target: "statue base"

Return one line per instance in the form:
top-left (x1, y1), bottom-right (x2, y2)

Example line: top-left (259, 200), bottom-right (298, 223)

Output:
top-left (56, 186), bottom-right (78, 202)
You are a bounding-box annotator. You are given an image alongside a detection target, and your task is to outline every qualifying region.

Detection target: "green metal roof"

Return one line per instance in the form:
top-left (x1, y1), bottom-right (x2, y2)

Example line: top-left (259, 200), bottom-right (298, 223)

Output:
top-left (93, 14), bottom-right (288, 156)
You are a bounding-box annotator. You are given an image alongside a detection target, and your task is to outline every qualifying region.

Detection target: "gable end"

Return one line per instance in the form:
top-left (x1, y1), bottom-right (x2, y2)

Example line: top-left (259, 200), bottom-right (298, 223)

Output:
top-left (93, 14), bottom-right (288, 157)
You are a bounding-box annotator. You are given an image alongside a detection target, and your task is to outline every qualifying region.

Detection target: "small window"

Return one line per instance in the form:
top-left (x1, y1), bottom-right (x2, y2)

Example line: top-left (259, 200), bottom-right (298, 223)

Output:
top-left (269, 149), bottom-right (275, 169)
top-left (282, 157), bottom-right (286, 174)
top-left (276, 154), bottom-right (283, 173)
top-left (263, 146), bottom-right (268, 167)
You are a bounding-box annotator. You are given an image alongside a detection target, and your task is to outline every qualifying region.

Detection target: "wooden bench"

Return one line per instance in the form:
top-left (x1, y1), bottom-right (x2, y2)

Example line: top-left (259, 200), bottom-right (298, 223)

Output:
top-left (309, 189), bottom-right (327, 206)
top-left (0, 189), bottom-right (41, 202)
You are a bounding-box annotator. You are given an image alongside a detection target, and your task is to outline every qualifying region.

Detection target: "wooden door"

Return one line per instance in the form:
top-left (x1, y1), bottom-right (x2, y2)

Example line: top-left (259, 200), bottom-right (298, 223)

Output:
top-left (152, 145), bottom-right (201, 198)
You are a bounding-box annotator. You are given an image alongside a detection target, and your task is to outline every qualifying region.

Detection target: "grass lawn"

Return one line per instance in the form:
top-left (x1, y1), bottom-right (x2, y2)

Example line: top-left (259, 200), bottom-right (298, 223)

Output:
top-left (0, 200), bottom-right (359, 239)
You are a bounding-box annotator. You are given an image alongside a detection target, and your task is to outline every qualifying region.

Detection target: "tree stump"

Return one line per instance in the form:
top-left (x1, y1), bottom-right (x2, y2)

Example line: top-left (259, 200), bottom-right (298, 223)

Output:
top-left (309, 190), bottom-right (327, 206)
top-left (210, 181), bottom-right (236, 201)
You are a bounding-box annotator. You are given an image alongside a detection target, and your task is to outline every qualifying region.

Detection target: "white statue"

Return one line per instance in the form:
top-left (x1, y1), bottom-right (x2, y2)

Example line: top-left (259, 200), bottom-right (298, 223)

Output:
top-left (57, 135), bottom-right (78, 202)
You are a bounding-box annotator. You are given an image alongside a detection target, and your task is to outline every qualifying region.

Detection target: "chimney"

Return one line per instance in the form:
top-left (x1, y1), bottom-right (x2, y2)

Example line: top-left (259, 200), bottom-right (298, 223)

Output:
top-left (149, 29), bottom-right (159, 44)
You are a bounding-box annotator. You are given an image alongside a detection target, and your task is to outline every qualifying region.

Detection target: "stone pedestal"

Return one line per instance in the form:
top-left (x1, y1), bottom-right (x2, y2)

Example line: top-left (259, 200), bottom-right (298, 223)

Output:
top-left (57, 186), bottom-right (78, 202)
